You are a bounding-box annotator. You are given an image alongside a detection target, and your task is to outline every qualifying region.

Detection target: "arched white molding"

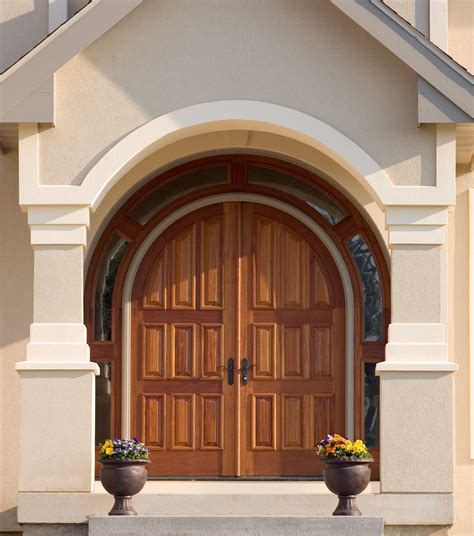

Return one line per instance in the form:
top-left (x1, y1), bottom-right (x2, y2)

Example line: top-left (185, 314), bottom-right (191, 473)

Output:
top-left (83, 101), bottom-right (393, 210)
top-left (121, 193), bottom-right (355, 440)
top-left (20, 102), bottom-right (455, 210)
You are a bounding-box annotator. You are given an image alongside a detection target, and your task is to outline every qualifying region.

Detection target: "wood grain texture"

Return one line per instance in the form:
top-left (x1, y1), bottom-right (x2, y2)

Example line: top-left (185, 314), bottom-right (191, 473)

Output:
top-left (171, 225), bottom-right (196, 309)
top-left (87, 156), bottom-right (391, 478)
top-left (142, 324), bottom-right (166, 379)
top-left (170, 324), bottom-right (195, 379)
top-left (201, 217), bottom-right (224, 309)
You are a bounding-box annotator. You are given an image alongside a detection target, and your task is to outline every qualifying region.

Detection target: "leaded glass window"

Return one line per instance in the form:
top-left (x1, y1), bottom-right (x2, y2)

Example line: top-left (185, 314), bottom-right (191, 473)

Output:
top-left (347, 234), bottom-right (383, 341)
top-left (95, 362), bottom-right (112, 445)
top-left (248, 165), bottom-right (347, 225)
top-left (94, 234), bottom-right (129, 341)
top-left (364, 362), bottom-right (379, 447)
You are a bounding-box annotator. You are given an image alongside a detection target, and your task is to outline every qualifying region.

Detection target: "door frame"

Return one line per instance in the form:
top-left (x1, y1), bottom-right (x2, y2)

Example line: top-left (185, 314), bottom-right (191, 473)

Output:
top-left (85, 154), bottom-right (390, 478)
top-left (122, 193), bottom-right (355, 439)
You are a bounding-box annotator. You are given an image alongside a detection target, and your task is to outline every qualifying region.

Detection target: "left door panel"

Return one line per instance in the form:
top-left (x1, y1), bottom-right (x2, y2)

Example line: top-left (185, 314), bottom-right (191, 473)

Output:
top-left (131, 203), bottom-right (238, 476)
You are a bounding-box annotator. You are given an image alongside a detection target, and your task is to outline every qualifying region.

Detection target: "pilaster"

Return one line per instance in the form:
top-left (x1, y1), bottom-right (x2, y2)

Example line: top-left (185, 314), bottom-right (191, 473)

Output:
top-left (16, 206), bottom-right (98, 493)
top-left (378, 205), bottom-right (456, 494)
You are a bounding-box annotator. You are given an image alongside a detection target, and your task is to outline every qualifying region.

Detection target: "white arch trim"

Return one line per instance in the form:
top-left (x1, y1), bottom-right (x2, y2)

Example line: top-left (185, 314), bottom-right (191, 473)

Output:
top-left (121, 193), bottom-right (355, 440)
top-left (83, 100), bottom-right (393, 210)
top-left (20, 101), bottom-right (455, 210)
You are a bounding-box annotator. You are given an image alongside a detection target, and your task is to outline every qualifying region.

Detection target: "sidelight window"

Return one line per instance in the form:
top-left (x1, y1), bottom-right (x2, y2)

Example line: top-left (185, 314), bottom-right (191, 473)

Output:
top-left (94, 233), bottom-right (129, 341)
top-left (346, 234), bottom-right (383, 342)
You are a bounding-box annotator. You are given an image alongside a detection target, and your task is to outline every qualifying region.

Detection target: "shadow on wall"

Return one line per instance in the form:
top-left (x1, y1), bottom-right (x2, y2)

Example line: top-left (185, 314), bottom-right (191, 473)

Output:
top-left (0, 0), bottom-right (48, 74)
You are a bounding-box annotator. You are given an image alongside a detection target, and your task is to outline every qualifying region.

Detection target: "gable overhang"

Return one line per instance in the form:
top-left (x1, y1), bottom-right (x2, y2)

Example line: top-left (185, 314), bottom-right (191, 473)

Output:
top-left (330, 0), bottom-right (473, 123)
top-left (0, 0), bottom-right (142, 124)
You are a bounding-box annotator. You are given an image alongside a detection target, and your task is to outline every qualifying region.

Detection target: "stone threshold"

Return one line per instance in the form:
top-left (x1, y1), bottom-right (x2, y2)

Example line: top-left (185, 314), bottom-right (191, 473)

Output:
top-left (94, 480), bottom-right (381, 495)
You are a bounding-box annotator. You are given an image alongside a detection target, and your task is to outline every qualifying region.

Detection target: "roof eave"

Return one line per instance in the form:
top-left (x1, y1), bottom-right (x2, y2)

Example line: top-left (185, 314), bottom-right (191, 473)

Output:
top-left (330, 0), bottom-right (473, 120)
top-left (0, 0), bottom-right (142, 122)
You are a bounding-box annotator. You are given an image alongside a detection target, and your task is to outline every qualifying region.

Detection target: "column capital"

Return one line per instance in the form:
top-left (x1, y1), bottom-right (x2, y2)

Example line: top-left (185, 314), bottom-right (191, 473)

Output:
top-left (27, 205), bottom-right (90, 246)
top-left (385, 205), bottom-right (448, 246)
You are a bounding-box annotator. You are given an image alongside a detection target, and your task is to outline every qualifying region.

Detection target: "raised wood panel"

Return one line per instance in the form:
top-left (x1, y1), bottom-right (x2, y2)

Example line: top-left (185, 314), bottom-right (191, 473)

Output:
top-left (171, 324), bottom-right (195, 379)
top-left (282, 395), bottom-right (305, 450)
top-left (201, 217), bottom-right (224, 309)
top-left (171, 394), bottom-right (195, 450)
top-left (311, 254), bottom-right (331, 306)
top-left (310, 253), bottom-right (331, 307)
top-left (310, 325), bottom-right (332, 377)
top-left (253, 217), bottom-right (275, 309)
top-left (201, 324), bottom-right (224, 378)
top-left (251, 394), bottom-right (276, 450)
top-left (142, 324), bottom-right (166, 379)
top-left (171, 225), bottom-right (196, 309)
top-left (312, 395), bottom-right (333, 448)
top-left (145, 251), bottom-right (167, 308)
top-left (253, 324), bottom-right (276, 379)
top-left (201, 394), bottom-right (224, 450)
top-left (281, 325), bottom-right (307, 379)
top-left (142, 395), bottom-right (166, 449)
top-left (280, 226), bottom-right (307, 309)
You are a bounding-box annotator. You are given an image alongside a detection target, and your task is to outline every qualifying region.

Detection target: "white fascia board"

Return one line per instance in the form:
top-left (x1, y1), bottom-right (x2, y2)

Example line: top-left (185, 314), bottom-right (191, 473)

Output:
top-left (0, 78), bottom-right (54, 123)
top-left (330, 0), bottom-right (473, 119)
top-left (0, 0), bottom-right (142, 119)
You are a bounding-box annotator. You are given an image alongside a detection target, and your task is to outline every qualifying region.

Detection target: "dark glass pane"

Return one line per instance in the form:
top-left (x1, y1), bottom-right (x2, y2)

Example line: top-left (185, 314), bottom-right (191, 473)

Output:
top-left (364, 362), bottom-right (379, 447)
top-left (129, 165), bottom-right (228, 225)
top-left (95, 362), bottom-right (112, 445)
top-left (94, 234), bottom-right (129, 341)
top-left (248, 165), bottom-right (347, 225)
top-left (347, 234), bottom-right (383, 341)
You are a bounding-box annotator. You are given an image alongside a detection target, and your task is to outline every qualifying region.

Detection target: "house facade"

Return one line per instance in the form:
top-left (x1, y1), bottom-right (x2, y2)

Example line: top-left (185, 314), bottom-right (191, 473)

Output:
top-left (0, 0), bottom-right (473, 534)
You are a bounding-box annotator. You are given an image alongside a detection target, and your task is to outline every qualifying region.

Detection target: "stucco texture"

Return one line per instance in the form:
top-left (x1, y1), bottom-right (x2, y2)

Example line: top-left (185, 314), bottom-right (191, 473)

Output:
top-left (448, 167), bottom-right (474, 536)
top-left (448, 0), bottom-right (473, 74)
top-left (38, 0), bottom-right (435, 189)
top-left (0, 150), bottom-right (32, 532)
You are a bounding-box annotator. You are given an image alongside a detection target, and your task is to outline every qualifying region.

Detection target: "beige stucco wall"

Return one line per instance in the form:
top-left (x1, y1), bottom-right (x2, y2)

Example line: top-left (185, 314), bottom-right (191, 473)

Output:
top-left (448, 166), bottom-right (474, 536)
top-left (0, 0), bottom-right (48, 73)
top-left (0, 150), bottom-right (32, 532)
top-left (1, 1), bottom-right (472, 534)
top-left (448, 0), bottom-right (474, 74)
top-left (38, 0), bottom-right (436, 190)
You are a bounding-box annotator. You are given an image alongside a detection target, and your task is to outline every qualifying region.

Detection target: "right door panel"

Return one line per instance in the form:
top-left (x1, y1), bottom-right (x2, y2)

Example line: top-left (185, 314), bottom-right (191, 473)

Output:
top-left (239, 202), bottom-right (345, 476)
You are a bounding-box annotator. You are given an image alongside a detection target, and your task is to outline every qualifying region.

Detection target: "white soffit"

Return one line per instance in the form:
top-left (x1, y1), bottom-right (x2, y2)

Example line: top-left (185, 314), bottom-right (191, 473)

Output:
top-left (0, 0), bottom-right (142, 121)
top-left (330, 0), bottom-right (473, 120)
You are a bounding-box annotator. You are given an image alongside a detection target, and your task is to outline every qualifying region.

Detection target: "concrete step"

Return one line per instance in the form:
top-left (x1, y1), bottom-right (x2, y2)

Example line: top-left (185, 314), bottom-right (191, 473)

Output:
top-left (88, 515), bottom-right (384, 536)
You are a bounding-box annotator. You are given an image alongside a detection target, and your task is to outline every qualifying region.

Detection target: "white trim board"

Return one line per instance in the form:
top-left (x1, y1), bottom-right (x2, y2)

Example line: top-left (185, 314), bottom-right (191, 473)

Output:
top-left (121, 194), bottom-right (355, 440)
top-left (469, 189), bottom-right (474, 459)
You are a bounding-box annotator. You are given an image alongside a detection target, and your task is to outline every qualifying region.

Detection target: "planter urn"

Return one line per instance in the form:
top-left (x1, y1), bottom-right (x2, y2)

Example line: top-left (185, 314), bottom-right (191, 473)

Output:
top-left (322, 457), bottom-right (373, 516)
top-left (99, 459), bottom-right (150, 515)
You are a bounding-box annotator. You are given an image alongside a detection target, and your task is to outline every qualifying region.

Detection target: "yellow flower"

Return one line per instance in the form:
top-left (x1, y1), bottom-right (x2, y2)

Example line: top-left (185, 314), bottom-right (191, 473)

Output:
top-left (106, 447), bottom-right (114, 455)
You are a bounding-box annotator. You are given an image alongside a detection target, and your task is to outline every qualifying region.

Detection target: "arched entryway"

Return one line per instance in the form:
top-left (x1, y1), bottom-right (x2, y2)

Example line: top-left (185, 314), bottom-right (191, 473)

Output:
top-left (85, 155), bottom-right (390, 478)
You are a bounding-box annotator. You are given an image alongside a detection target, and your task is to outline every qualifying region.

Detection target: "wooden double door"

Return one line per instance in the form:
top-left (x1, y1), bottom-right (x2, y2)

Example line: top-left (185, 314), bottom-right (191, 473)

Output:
top-left (131, 202), bottom-right (345, 477)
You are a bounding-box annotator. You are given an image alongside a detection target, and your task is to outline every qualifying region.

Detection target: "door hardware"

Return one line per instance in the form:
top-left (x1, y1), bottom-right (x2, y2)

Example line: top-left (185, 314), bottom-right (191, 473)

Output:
top-left (240, 358), bottom-right (256, 385)
top-left (218, 357), bottom-right (235, 385)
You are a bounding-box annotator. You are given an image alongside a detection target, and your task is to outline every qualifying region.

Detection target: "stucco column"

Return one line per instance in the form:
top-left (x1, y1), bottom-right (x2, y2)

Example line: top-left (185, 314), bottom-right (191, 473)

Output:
top-left (16, 206), bottom-right (98, 492)
top-left (377, 206), bottom-right (457, 494)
